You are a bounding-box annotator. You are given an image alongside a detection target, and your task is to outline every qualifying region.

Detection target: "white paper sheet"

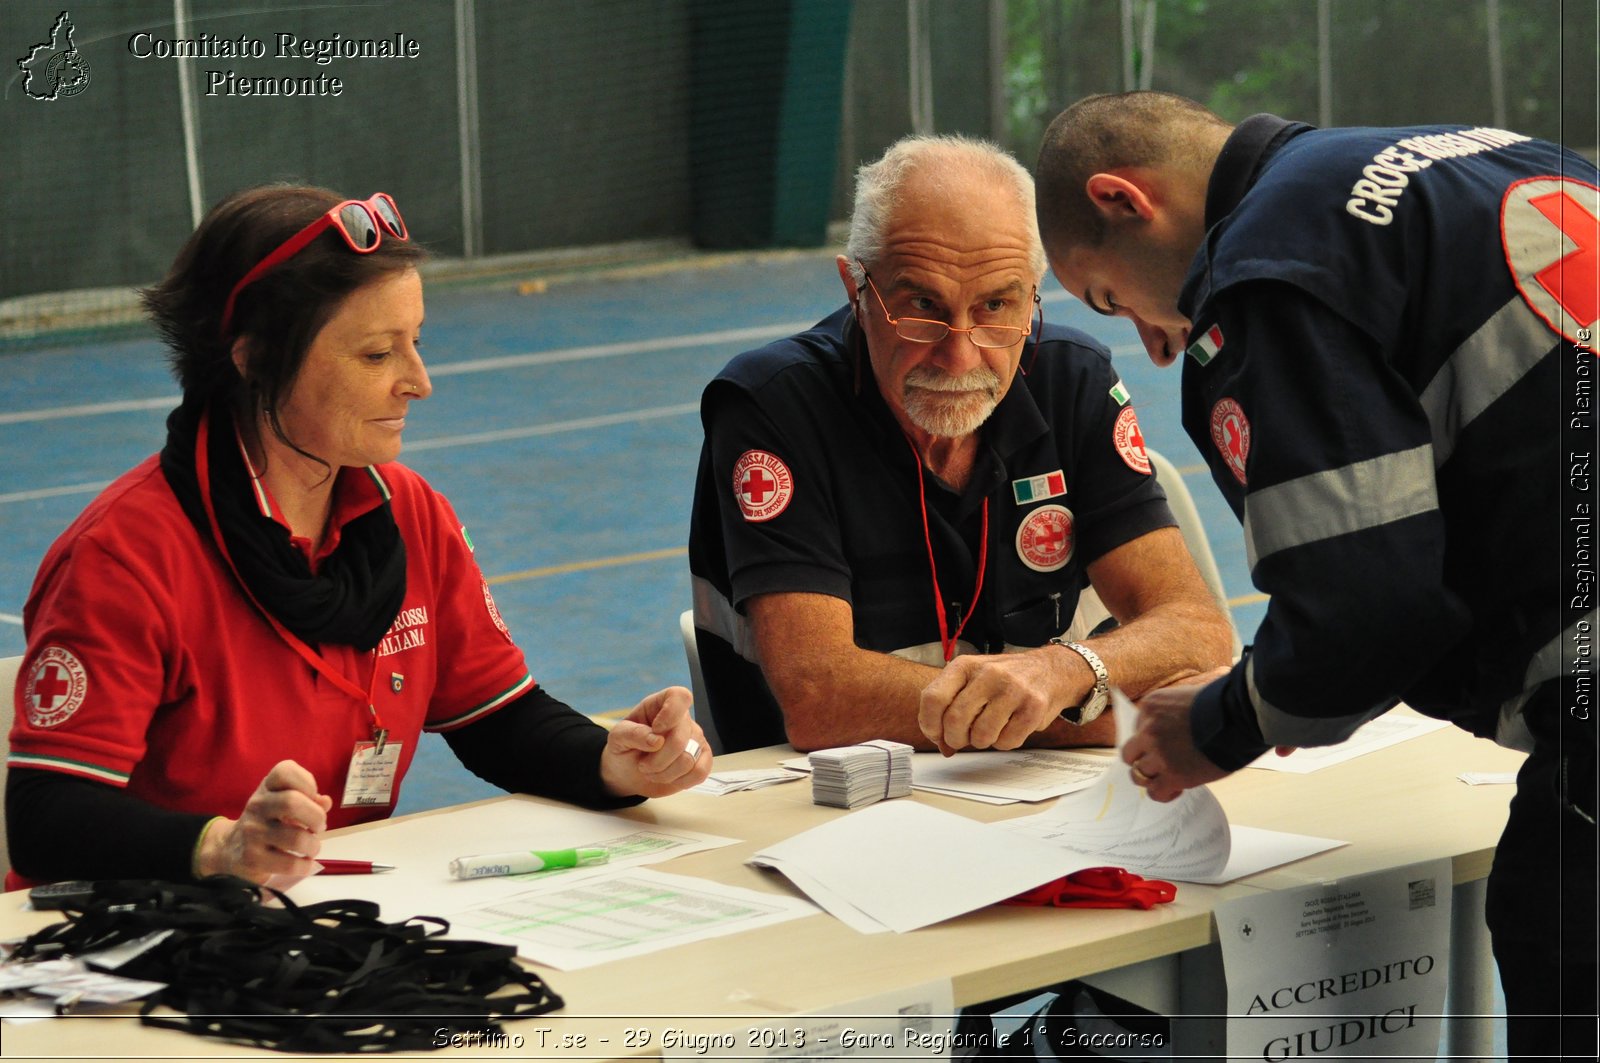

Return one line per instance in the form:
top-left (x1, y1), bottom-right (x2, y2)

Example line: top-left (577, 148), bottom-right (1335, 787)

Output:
top-left (286, 800), bottom-right (738, 919)
top-left (998, 771), bottom-right (1233, 882)
top-left (444, 868), bottom-right (818, 970)
top-left (1459, 771), bottom-right (1517, 786)
top-left (1214, 826), bottom-right (1347, 883)
top-left (779, 748), bottom-right (1114, 803)
top-left (1246, 713), bottom-right (1450, 773)
top-left (748, 801), bottom-right (1093, 933)
top-left (996, 692), bottom-right (1343, 884)
top-left (691, 767), bottom-right (807, 795)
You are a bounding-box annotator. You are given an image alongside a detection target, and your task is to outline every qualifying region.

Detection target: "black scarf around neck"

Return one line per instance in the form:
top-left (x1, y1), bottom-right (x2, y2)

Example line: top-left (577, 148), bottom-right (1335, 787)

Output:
top-left (160, 401), bottom-right (407, 651)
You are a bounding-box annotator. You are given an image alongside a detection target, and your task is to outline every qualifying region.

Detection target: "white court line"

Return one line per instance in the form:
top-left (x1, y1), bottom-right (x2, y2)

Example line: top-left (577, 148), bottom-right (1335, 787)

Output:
top-left (0, 290), bottom-right (1139, 505)
top-left (0, 291), bottom-right (1107, 427)
top-left (404, 402), bottom-right (698, 451)
top-left (425, 322), bottom-right (813, 378)
top-left (0, 612), bottom-right (22, 626)
top-left (0, 396), bottom-right (174, 425)
top-left (0, 480), bottom-right (114, 505)
top-left (0, 403), bottom-right (702, 505)
top-left (0, 322), bottom-right (813, 426)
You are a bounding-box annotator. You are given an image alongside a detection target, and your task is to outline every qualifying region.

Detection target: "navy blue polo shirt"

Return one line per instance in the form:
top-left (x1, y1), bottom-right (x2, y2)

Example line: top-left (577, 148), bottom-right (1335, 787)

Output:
top-left (687, 306), bottom-right (1174, 752)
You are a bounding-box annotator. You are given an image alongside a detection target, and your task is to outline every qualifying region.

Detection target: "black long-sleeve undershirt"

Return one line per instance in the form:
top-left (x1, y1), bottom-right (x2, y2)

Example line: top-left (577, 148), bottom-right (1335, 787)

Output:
top-left (6, 686), bottom-right (641, 883)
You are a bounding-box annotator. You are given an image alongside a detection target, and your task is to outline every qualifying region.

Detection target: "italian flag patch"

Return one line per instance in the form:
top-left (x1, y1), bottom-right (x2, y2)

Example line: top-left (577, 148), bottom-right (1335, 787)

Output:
top-left (1012, 470), bottom-right (1067, 504)
top-left (1186, 325), bottom-right (1225, 366)
top-left (1109, 380), bottom-right (1131, 406)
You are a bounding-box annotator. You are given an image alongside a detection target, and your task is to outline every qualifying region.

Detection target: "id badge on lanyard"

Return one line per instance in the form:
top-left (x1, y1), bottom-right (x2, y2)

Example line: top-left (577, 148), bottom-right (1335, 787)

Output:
top-left (342, 734), bottom-right (402, 807)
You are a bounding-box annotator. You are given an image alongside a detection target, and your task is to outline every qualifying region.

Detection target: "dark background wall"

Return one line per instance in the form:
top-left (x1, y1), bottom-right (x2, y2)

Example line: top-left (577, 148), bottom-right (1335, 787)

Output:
top-left (3, 0), bottom-right (1594, 304)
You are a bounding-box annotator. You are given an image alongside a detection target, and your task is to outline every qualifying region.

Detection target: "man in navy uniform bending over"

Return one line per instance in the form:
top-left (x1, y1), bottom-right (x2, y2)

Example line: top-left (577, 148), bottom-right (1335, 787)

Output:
top-left (1035, 91), bottom-right (1597, 1059)
top-left (688, 134), bottom-right (1232, 756)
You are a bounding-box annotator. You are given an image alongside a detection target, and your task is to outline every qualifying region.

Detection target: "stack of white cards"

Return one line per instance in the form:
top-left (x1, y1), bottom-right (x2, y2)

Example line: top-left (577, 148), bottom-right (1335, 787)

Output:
top-left (809, 739), bottom-right (913, 809)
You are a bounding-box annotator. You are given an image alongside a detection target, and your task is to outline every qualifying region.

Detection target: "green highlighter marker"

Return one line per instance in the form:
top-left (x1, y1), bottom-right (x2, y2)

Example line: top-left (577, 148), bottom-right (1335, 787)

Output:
top-left (448, 847), bottom-right (609, 880)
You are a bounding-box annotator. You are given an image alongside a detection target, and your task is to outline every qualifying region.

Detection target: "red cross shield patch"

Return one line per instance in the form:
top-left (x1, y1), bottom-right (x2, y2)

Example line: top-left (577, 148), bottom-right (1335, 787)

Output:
top-left (1501, 176), bottom-right (1600, 346)
top-left (1210, 398), bottom-right (1251, 485)
top-left (24, 645), bottom-right (88, 728)
top-left (732, 449), bottom-right (794, 522)
top-left (1112, 406), bottom-right (1152, 475)
top-left (1017, 504), bottom-right (1075, 573)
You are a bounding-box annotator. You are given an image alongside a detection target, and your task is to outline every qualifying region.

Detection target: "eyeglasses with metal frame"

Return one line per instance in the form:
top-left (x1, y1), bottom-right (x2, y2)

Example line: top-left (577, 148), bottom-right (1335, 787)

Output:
top-left (858, 263), bottom-right (1039, 349)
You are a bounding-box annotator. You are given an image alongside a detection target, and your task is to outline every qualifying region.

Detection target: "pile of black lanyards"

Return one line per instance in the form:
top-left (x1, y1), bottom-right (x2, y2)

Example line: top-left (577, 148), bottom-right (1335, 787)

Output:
top-left (9, 876), bottom-right (563, 1052)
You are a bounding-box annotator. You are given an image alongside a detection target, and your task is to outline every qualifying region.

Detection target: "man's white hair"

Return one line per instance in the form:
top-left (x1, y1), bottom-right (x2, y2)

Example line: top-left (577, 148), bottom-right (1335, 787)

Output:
top-left (843, 134), bottom-right (1047, 286)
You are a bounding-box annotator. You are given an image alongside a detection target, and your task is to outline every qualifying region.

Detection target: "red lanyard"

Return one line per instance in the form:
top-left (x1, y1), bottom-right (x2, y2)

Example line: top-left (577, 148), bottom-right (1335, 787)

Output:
top-left (195, 410), bottom-right (388, 745)
top-left (905, 434), bottom-right (989, 662)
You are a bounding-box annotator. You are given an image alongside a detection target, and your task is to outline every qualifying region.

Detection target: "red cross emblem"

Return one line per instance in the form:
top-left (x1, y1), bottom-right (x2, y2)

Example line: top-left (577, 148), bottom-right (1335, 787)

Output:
top-left (32, 665), bottom-right (69, 708)
top-left (731, 449), bottom-right (794, 522)
top-left (1112, 406), bottom-right (1152, 475)
top-left (1210, 398), bottom-right (1251, 485)
top-left (1017, 504), bottom-right (1075, 572)
top-left (25, 645), bottom-right (88, 728)
top-left (742, 468), bottom-right (777, 504)
top-left (1502, 176), bottom-right (1600, 346)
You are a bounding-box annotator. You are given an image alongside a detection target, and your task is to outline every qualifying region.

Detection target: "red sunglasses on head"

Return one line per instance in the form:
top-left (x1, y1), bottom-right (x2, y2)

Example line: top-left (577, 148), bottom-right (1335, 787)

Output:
top-left (219, 192), bottom-right (407, 339)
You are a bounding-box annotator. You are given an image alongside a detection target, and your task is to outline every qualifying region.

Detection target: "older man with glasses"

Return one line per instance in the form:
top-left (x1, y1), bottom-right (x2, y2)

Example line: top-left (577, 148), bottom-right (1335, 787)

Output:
top-left (687, 134), bottom-right (1233, 758)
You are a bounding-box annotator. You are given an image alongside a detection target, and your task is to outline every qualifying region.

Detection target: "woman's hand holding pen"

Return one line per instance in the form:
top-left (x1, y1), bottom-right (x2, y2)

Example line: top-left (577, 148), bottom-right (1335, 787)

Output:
top-left (599, 686), bottom-right (712, 798)
top-left (193, 759), bottom-right (333, 883)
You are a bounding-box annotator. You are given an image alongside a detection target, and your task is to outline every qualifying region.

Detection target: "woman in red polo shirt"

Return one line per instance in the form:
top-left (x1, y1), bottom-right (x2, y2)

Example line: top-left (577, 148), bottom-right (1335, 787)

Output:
top-left (6, 186), bottom-right (710, 887)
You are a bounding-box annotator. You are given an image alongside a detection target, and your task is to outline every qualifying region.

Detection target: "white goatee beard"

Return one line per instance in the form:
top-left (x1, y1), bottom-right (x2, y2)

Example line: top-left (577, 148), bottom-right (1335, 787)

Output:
top-left (901, 365), bottom-right (1002, 438)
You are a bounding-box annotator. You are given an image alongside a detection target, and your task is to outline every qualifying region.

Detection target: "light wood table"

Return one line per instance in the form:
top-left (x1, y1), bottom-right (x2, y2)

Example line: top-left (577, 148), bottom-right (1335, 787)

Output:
top-left (0, 719), bottom-right (1524, 1061)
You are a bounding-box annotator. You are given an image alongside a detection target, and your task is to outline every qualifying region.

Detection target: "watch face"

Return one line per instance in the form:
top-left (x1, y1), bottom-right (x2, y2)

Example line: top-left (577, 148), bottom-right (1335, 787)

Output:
top-left (1078, 686), bottom-right (1110, 724)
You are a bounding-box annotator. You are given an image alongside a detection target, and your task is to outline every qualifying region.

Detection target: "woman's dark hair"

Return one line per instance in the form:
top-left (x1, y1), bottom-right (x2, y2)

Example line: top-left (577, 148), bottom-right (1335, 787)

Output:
top-left (140, 184), bottom-right (427, 447)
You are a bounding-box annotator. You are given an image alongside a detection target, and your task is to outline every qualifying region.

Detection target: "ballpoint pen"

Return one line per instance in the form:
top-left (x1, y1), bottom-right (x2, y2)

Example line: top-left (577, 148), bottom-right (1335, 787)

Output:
top-left (314, 859), bottom-right (396, 875)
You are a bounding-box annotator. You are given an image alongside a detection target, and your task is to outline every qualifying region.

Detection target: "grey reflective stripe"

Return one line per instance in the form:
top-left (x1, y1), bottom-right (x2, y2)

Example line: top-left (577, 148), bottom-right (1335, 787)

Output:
top-left (1246, 656), bottom-right (1381, 747)
top-left (1494, 609), bottom-right (1597, 751)
top-left (1495, 691), bottom-right (1536, 752)
top-left (1242, 445), bottom-right (1438, 571)
top-left (690, 575), bottom-right (761, 663)
top-left (1525, 609), bottom-right (1598, 686)
top-left (1419, 296), bottom-right (1556, 467)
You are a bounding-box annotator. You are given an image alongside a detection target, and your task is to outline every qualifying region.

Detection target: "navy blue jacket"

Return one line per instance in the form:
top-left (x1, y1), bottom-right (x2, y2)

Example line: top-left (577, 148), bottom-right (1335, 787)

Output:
top-left (1182, 115), bottom-right (1597, 769)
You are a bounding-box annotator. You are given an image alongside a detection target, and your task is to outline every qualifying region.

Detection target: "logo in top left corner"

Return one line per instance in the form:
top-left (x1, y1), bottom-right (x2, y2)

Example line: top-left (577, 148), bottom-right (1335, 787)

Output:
top-left (25, 646), bottom-right (88, 727)
top-left (17, 11), bottom-right (92, 101)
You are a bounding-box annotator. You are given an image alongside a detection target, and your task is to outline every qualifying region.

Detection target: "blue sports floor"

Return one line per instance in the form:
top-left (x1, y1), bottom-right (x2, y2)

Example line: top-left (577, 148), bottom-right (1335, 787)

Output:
top-left (0, 248), bottom-right (1264, 813)
top-left (0, 249), bottom-right (1513, 1053)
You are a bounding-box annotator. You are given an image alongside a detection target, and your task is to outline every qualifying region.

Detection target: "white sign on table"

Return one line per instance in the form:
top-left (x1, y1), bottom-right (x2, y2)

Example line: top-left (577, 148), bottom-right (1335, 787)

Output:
top-left (1215, 858), bottom-right (1452, 1060)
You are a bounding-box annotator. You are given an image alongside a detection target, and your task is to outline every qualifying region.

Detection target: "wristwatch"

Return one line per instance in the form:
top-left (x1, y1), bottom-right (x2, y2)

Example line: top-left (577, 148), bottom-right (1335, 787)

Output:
top-left (1051, 638), bottom-right (1110, 725)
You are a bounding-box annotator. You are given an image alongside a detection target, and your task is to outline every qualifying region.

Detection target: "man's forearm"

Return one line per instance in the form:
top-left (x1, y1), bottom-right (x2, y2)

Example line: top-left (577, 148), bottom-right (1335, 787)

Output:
top-left (766, 644), bottom-right (945, 750)
top-left (1086, 598), bottom-right (1235, 702)
top-left (750, 592), bottom-right (1132, 752)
